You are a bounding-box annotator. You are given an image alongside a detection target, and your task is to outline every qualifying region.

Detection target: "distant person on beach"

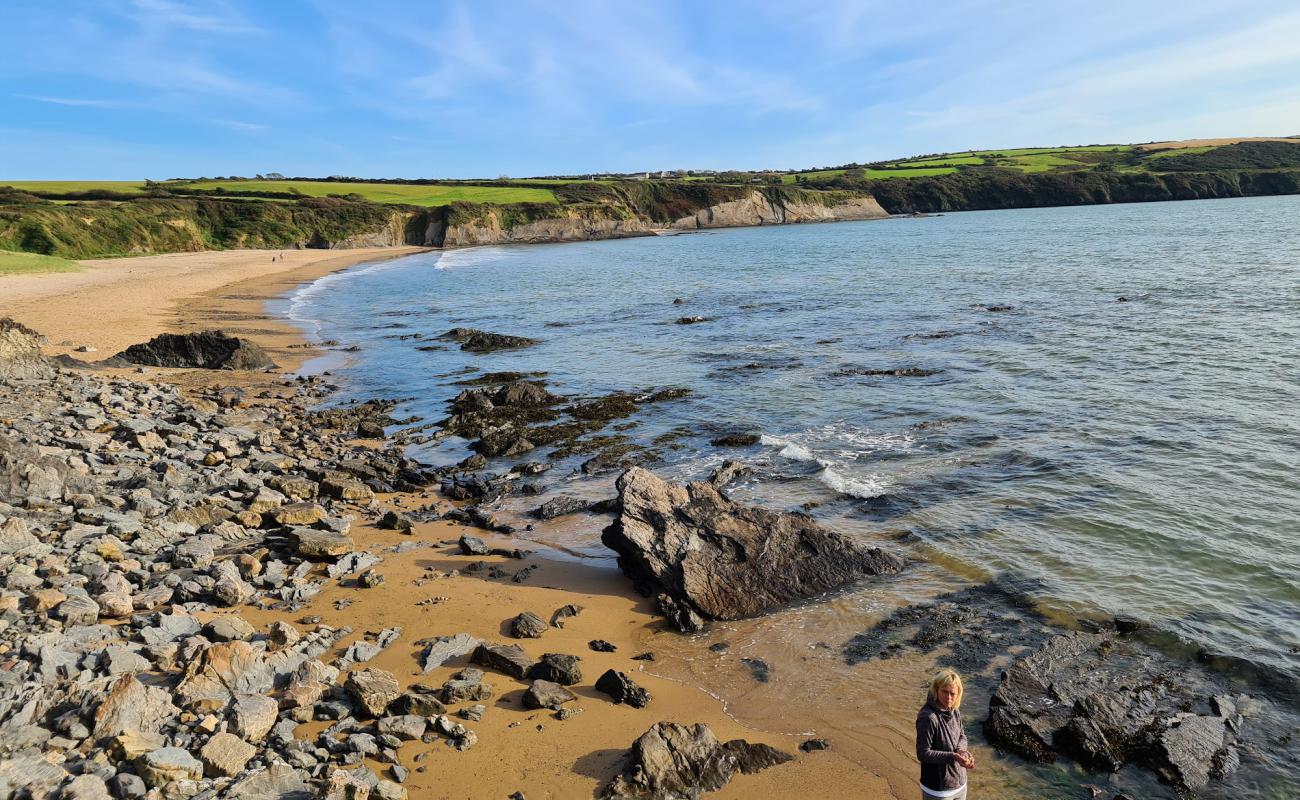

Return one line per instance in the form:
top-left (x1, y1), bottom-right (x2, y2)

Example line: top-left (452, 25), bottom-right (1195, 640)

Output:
top-left (916, 668), bottom-right (974, 799)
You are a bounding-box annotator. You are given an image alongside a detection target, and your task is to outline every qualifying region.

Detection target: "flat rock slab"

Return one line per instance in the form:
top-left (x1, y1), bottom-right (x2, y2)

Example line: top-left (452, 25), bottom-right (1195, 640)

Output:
top-left (601, 721), bottom-right (791, 799)
top-left (985, 632), bottom-right (1249, 794)
top-left (601, 466), bottom-right (903, 631)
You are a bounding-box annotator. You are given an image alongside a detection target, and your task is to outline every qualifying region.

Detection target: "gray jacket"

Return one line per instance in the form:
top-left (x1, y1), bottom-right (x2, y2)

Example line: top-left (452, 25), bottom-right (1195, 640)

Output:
top-left (915, 697), bottom-right (968, 792)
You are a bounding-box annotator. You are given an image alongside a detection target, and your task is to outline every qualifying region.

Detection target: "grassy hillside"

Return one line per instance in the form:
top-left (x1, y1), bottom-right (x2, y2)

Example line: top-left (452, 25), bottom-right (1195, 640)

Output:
top-left (0, 192), bottom-right (420, 258)
top-left (175, 180), bottom-right (556, 206)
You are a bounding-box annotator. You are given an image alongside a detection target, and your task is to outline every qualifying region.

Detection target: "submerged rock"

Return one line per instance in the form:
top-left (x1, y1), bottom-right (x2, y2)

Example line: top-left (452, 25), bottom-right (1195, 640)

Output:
top-left (441, 328), bottom-right (540, 353)
top-left (601, 467), bottom-right (903, 631)
top-left (110, 330), bottom-right (277, 370)
top-left (985, 632), bottom-right (1249, 794)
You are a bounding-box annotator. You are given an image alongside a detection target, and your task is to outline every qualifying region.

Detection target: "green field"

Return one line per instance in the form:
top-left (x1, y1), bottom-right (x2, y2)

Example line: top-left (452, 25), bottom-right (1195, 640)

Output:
top-left (0, 250), bottom-right (82, 275)
top-left (176, 180), bottom-right (556, 206)
top-left (2, 180), bottom-right (148, 194)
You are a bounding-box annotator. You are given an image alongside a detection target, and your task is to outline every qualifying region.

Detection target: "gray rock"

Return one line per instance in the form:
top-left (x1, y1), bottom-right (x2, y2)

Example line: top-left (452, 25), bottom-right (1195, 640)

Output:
top-left (601, 467), bottom-right (904, 631)
top-left (346, 668), bottom-right (401, 717)
top-left (137, 747), bottom-right (203, 787)
top-left (63, 773), bottom-right (113, 800)
top-left (376, 715), bottom-right (427, 741)
top-left (206, 615), bottom-right (257, 641)
top-left (470, 642), bottom-right (535, 680)
top-left (523, 679), bottom-right (576, 710)
top-left (56, 594), bottom-right (101, 626)
top-left (595, 669), bottom-right (651, 708)
top-left (111, 330), bottom-right (277, 371)
top-left (529, 653), bottom-right (582, 686)
top-left (421, 633), bottom-right (481, 673)
top-left (173, 538), bottom-right (215, 570)
top-left (291, 527), bottom-right (354, 559)
top-left (458, 535), bottom-right (488, 555)
top-left (200, 731), bottom-right (257, 777)
top-left (225, 763), bottom-right (310, 799)
top-left (509, 611), bottom-right (548, 639)
top-left (531, 495), bottom-right (590, 520)
top-left (232, 693), bottom-right (279, 740)
top-left (601, 722), bottom-right (789, 799)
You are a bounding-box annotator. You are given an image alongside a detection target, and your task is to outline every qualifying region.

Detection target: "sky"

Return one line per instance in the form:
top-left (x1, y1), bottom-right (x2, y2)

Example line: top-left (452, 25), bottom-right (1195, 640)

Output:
top-left (2, 0), bottom-right (1299, 180)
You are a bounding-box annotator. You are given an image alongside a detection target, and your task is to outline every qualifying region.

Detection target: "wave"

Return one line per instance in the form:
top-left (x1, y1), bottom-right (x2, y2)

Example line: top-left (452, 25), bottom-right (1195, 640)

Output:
top-left (818, 467), bottom-right (888, 499)
top-left (434, 246), bottom-right (517, 271)
top-left (286, 254), bottom-right (431, 337)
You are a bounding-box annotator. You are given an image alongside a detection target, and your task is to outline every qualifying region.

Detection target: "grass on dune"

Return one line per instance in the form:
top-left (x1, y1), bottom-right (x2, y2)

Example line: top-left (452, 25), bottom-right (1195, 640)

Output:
top-left (176, 180), bottom-right (557, 206)
top-left (0, 250), bottom-right (82, 275)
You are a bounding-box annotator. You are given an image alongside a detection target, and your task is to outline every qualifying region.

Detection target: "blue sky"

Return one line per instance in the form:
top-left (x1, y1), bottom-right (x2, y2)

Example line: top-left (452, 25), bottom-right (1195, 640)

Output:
top-left (2, 0), bottom-right (1298, 180)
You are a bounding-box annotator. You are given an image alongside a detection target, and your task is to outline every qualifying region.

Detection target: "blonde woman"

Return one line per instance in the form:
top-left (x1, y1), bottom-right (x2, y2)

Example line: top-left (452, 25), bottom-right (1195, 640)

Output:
top-left (915, 668), bottom-right (975, 799)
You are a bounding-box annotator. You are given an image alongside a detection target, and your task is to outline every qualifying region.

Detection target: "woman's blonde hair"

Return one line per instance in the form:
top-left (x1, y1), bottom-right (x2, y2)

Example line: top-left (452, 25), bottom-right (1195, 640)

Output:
top-left (928, 668), bottom-right (964, 708)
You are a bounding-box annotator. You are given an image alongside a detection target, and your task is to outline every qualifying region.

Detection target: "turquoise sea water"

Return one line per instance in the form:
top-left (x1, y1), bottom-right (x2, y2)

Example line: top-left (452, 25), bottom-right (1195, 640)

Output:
top-left (287, 196), bottom-right (1300, 713)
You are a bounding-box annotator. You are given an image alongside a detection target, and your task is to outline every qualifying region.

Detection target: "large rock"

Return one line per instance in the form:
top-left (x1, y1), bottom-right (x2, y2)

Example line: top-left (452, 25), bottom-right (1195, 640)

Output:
top-left (601, 722), bottom-right (790, 799)
top-left (346, 668), bottom-right (401, 717)
top-left (291, 527), bottom-right (354, 558)
top-left (174, 640), bottom-right (273, 711)
top-left (0, 317), bottom-right (53, 380)
top-left (523, 679), bottom-right (576, 710)
top-left (596, 669), bottom-right (651, 708)
top-left (470, 642), bottom-right (535, 680)
top-left (601, 467), bottom-right (903, 631)
top-left (985, 632), bottom-right (1246, 794)
top-left (226, 764), bottom-right (310, 799)
top-left (137, 747), bottom-right (203, 787)
top-left (200, 731), bottom-right (256, 777)
top-left (111, 330), bottom-right (277, 370)
top-left (92, 673), bottom-right (181, 740)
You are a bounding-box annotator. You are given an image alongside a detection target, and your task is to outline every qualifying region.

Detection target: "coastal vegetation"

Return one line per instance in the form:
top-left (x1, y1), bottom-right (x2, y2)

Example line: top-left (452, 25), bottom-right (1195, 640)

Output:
top-left (3, 138), bottom-right (1298, 259)
top-left (0, 249), bottom-right (82, 274)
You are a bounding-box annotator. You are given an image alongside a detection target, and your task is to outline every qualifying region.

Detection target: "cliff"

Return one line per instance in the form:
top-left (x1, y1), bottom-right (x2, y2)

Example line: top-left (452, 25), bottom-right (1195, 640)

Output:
top-left (429, 187), bottom-right (889, 248)
top-left (0, 183), bottom-right (890, 259)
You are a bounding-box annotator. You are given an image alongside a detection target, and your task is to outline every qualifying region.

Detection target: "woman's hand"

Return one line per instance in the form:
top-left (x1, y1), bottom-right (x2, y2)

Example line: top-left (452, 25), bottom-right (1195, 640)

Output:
top-left (956, 750), bottom-right (976, 770)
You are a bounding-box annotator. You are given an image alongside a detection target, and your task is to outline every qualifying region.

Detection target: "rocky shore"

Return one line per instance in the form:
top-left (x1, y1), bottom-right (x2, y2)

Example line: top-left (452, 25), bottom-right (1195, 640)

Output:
top-left (4, 242), bottom-right (1297, 800)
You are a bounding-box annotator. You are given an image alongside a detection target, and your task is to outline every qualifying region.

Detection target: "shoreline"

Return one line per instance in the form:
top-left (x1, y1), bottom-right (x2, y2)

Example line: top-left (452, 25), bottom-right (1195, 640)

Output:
top-left (0, 246), bottom-right (916, 798)
top-left (4, 242), bottom-right (1285, 799)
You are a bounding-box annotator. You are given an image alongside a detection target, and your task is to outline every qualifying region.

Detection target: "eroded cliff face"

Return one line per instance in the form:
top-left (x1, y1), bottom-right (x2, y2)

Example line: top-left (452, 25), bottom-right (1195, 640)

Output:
top-left (321, 212), bottom-right (413, 248)
top-left (429, 190), bottom-right (889, 248)
top-left (440, 212), bottom-right (657, 247)
top-left (669, 192), bottom-right (888, 229)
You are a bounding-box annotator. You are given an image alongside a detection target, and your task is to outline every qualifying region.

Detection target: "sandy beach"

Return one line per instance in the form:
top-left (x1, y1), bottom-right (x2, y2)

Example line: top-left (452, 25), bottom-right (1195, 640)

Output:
top-left (0, 246), bottom-right (923, 799)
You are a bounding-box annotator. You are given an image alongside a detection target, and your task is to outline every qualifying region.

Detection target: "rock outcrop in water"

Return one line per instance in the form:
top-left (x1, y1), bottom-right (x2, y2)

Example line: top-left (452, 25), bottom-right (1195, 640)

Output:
top-left (108, 330), bottom-right (277, 370)
top-left (601, 721), bottom-right (792, 799)
top-left (601, 466), bottom-right (904, 631)
top-left (440, 328), bottom-right (540, 353)
top-left (985, 632), bottom-right (1253, 795)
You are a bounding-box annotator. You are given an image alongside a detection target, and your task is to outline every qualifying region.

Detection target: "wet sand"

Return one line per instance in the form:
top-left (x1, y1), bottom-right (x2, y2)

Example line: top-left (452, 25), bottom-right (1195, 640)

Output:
top-left (3, 246), bottom-right (946, 799)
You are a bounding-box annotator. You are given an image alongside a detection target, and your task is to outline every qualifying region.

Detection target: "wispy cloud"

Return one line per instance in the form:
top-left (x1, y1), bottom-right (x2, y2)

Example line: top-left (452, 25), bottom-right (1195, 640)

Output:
top-left (18, 95), bottom-right (139, 109)
top-left (215, 119), bottom-right (267, 132)
top-left (126, 0), bottom-right (263, 35)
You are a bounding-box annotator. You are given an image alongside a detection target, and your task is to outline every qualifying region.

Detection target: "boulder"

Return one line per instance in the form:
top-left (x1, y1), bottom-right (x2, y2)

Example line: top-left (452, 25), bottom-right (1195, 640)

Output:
top-left (471, 642), bottom-right (535, 680)
top-left (458, 535), bottom-right (489, 555)
top-left (226, 764), bottom-right (310, 799)
top-left (509, 611), bottom-right (548, 639)
top-left (174, 640), bottom-right (273, 710)
top-left (346, 668), bottom-right (401, 717)
top-left (137, 747), bottom-right (203, 787)
top-left (421, 633), bottom-right (481, 673)
top-left (111, 330), bottom-right (277, 370)
top-left (232, 693), bottom-right (279, 740)
top-left (200, 732), bottom-right (256, 777)
top-left (595, 669), bottom-right (651, 708)
top-left (529, 653), bottom-right (582, 686)
top-left (601, 467), bottom-right (903, 631)
top-left (92, 673), bottom-right (180, 740)
top-left (601, 722), bottom-right (790, 799)
top-left (291, 527), bottom-right (354, 558)
top-left (523, 679), bottom-right (576, 710)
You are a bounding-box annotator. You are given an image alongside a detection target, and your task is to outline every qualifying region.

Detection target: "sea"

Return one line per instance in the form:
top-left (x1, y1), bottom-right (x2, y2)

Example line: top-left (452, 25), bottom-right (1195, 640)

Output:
top-left (280, 195), bottom-right (1300, 798)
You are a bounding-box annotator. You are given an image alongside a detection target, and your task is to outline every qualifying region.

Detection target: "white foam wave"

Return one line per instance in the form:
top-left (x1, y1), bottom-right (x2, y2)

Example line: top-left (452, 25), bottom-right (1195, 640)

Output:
top-left (285, 253), bottom-right (430, 336)
top-left (818, 467), bottom-right (888, 499)
top-left (434, 246), bottom-right (517, 271)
